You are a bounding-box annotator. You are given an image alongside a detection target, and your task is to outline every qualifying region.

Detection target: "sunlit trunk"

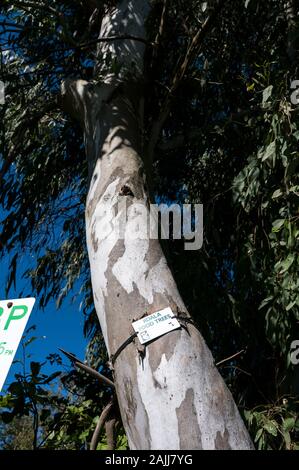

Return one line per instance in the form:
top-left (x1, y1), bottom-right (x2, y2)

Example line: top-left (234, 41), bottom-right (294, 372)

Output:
top-left (63, 0), bottom-right (253, 450)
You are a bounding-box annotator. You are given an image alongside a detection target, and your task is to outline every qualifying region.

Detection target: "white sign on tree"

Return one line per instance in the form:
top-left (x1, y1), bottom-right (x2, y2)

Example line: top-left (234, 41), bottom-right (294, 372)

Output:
top-left (132, 307), bottom-right (180, 345)
top-left (0, 298), bottom-right (36, 392)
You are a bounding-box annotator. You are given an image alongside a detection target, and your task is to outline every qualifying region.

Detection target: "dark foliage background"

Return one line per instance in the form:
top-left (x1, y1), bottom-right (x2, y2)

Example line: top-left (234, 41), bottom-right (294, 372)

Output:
top-left (0, 0), bottom-right (298, 449)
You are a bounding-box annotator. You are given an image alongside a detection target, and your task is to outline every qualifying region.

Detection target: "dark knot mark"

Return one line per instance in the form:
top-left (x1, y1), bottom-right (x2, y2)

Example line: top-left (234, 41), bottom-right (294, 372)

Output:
top-left (119, 185), bottom-right (134, 197)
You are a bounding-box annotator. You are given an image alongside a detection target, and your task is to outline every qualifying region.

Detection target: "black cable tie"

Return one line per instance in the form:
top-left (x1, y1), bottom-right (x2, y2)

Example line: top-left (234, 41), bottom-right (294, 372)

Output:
top-left (109, 312), bottom-right (199, 368)
top-left (173, 315), bottom-right (196, 326)
top-left (110, 331), bottom-right (138, 367)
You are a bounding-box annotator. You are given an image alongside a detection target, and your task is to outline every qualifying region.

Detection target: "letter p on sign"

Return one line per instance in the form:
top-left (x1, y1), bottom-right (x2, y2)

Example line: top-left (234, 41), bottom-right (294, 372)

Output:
top-left (4, 305), bottom-right (28, 330)
top-left (0, 298), bottom-right (35, 392)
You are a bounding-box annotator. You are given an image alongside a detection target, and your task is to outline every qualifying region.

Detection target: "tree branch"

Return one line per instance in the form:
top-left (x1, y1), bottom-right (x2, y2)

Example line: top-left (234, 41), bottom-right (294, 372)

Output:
top-left (12, 1), bottom-right (61, 17)
top-left (154, 0), bottom-right (168, 47)
top-left (0, 29), bottom-right (23, 35)
top-left (148, 0), bottom-right (230, 163)
top-left (74, 361), bottom-right (115, 389)
top-left (85, 0), bottom-right (102, 8)
top-left (0, 21), bottom-right (24, 30)
top-left (59, 348), bottom-right (115, 389)
top-left (105, 418), bottom-right (117, 450)
top-left (77, 35), bottom-right (155, 50)
top-left (60, 79), bottom-right (90, 122)
top-left (90, 400), bottom-right (114, 450)
top-left (157, 105), bottom-right (264, 151)
top-left (0, 100), bottom-right (58, 184)
top-left (216, 349), bottom-right (246, 367)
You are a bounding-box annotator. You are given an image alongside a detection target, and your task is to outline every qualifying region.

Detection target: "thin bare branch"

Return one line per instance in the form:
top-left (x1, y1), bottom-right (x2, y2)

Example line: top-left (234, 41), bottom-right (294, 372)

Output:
top-left (216, 349), bottom-right (246, 367)
top-left (59, 348), bottom-right (115, 388)
top-left (90, 400), bottom-right (114, 451)
top-left (105, 418), bottom-right (117, 450)
top-left (148, 0), bottom-right (230, 163)
top-left (154, 0), bottom-right (168, 47)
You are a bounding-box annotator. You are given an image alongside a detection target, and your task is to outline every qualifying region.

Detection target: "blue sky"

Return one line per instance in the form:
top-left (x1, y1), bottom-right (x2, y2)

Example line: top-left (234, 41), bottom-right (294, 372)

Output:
top-left (0, 11), bottom-right (89, 393)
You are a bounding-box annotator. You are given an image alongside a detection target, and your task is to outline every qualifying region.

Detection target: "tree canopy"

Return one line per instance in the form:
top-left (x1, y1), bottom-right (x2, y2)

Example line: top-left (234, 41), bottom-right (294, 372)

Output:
top-left (0, 0), bottom-right (298, 450)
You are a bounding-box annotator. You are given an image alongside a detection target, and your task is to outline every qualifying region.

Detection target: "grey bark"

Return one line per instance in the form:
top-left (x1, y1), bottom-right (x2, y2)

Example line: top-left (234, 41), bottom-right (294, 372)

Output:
top-left (62, 0), bottom-right (254, 450)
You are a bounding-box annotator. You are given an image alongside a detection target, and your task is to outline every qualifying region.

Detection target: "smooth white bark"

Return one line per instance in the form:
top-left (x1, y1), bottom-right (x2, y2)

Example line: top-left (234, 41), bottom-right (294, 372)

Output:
top-left (63, 0), bottom-right (254, 450)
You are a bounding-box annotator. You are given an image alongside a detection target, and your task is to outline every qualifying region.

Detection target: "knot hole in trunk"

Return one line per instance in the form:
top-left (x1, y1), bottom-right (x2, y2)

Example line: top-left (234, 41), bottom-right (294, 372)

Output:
top-left (119, 185), bottom-right (134, 197)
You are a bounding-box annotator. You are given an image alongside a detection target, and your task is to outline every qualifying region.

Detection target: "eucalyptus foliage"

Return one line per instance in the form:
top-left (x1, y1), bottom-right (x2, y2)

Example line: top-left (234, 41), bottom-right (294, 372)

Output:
top-left (0, 0), bottom-right (298, 449)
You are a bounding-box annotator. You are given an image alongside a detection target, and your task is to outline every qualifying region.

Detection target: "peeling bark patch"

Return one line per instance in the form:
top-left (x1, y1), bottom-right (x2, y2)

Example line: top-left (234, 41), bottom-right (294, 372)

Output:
top-left (86, 178), bottom-right (122, 349)
top-left (87, 167), bottom-right (125, 221)
top-left (147, 328), bottom-right (182, 373)
top-left (145, 238), bottom-right (163, 268)
top-left (215, 429), bottom-right (231, 450)
top-left (153, 376), bottom-right (164, 389)
top-left (112, 236), bottom-right (176, 304)
top-left (136, 331), bottom-right (253, 449)
top-left (124, 377), bottom-right (137, 420)
top-left (176, 388), bottom-right (202, 450)
top-left (97, 0), bottom-right (150, 79)
top-left (153, 376), bottom-right (167, 390)
top-left (115, 357), bottom-right (151, 449)
top-left (91, 227), bottom-right (99, 252)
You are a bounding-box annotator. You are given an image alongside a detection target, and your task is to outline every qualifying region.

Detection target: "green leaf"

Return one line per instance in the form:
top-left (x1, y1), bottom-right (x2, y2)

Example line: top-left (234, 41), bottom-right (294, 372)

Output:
top-left (282, 417), bottom-right (295, 432)
top-left (286, 300), bottom-right (296, 311)
top-left (258, 434), bottom-right (266, 449)
top-left (47, 431), bottom-right (56, 441)
top-left (261, 141), bottom-right (276, 162)
top-left (5, 253), bottom-right (18, 296)
top-left (25, 336), bottom-right (37, 347)
top-left (263, 420), bottom-right (277, 436)
top-left (278, 254), bottom-right (295, 274)
top-left (80, 429), bottom-right (90, 440)
top-left (254, 428), bottom-right (263, 442)
top-left (258, 296), bottom-right (273, 310)
top-left (272, 219), bottom-right (285, 233)
top-left (262, 85), bottom-right (273, 105)
top-left (116, 433), bottom-right (128, 450)
top-left (0, 394), bottom-right (13, 408)
top-left (272, 188), bottom-right (282, 199)
top-left (282, 430), bottom-right (291, 449)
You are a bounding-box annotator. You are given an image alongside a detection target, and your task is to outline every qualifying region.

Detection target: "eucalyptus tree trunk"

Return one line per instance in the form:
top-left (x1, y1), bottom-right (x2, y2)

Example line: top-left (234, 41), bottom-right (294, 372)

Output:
top-left (62, 0), bottom-right (253, 450)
